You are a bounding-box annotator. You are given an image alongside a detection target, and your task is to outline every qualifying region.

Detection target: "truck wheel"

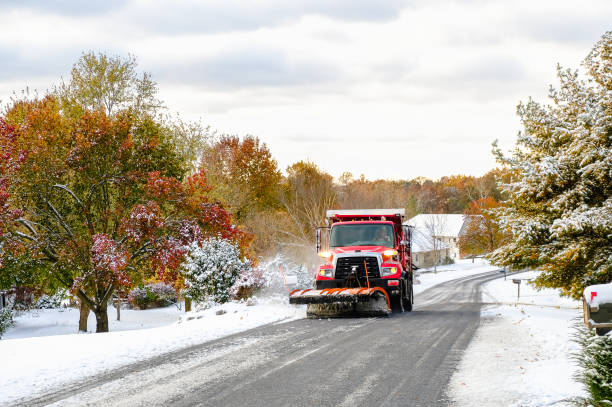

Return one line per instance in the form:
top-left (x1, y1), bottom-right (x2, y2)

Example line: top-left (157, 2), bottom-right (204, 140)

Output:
top-left (403, 286), bottom-right (413, 312)
top-left (391, 294), bottom-right (404, 313)
top-left (596, 327), bottom-right (612, 336)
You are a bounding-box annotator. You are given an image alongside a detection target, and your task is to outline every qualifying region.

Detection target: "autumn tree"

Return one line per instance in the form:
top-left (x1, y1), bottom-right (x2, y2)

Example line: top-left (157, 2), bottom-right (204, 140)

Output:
top-left (337, 176), bottom-right (410, 210)
top-left (57, 51), bottom-right (162, 118)
top-left (200, 134), bottom-right (281, 220)
top-left (198, 134), bottom-right (281, 256)
top-left (490, 32), bottom-right (612, 298)
top-left (57, 52), bottom-right (209, 180)
top-left (0, 97), bottom-right (245, 332)
top-left (458, 197), bottom-right (507, 258)
top-left (278, 161), bottom-right (337, 251)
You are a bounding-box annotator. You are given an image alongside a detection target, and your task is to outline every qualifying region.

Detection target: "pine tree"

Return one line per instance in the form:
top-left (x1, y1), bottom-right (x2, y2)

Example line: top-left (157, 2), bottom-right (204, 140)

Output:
top-left (490, 32), bottom-right (612, 299)
top-left (574, 322), bottom-right (612, 405)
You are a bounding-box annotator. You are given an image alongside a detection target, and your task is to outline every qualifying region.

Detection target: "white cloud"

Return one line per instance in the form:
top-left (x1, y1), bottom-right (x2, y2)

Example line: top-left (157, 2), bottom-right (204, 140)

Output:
top-left (0, 0), bottom-right (610, 180)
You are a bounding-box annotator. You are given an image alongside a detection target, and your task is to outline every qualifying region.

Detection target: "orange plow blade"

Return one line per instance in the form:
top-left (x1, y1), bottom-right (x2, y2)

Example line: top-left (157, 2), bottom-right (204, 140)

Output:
top-left (289, 287), bottom-right (390, 318)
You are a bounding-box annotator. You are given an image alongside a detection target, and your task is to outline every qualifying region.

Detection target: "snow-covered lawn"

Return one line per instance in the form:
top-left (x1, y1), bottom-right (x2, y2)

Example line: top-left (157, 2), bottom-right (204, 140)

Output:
top-left (3, 305), bottom-right (184, 339)
top-left (450, 270), bottom-right (585, 407)
top-left (414, 257), bottom-right (501, 294)
top-left (0, 296), bottom-right (305, 405)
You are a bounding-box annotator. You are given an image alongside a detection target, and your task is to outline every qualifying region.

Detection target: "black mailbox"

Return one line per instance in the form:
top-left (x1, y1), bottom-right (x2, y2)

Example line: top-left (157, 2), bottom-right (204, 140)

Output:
top-left (584, 284), bottom-right (612, 336)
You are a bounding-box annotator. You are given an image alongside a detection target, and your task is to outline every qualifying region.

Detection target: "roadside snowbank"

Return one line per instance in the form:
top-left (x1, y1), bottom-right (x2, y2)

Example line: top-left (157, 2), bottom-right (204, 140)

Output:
top-left (450, 271), bottom-right (584, 406)
top-left (414, 258), bottom-right (500, 295)
top-left (482, 270), bottom-right (580, 308)
top-left (0, 296), bottom-right (305, 405)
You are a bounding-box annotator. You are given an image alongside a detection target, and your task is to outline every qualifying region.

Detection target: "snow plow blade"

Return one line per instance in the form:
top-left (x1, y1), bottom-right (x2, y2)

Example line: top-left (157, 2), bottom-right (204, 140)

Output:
top-left (289, 287), bottom-right (390, 318)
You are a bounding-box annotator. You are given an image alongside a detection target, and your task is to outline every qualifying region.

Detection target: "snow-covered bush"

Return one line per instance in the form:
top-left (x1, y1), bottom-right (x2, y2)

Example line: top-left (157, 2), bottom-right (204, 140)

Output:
top-left (127, 283), bottom-right (176, 309)
top-left (573, 322), bottom-right (612, 405)
top-left (231, 266), bottom-right (266, 300)
top-left (0, 308), bottom-right (13, 338)
top-left (35, 289), bottom-right (68, 309)
top-left (182, 237), bottom-right (250, 304)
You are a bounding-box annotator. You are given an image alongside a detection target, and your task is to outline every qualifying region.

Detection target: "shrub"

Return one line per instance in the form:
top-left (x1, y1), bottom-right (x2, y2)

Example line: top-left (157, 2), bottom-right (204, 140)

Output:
top-left (35, 289), bottom-right (68, 309)
top-left (182, 237), bottom-right (250, 304)
top-left (441, 256), bottom-right (455, 265)
top-left (0, 308), bottom-right (13, 339)
top-left (9, 286), bottom-right (42, 310)
top-left (128, 283), bottom-right (177, 309)
top-left (573, 321), bottom-right (612, 406)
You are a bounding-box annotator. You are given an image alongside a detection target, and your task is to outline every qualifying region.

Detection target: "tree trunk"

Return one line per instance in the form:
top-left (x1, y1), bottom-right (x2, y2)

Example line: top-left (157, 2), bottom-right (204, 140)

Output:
top-left (94, 304), bottom-right (109, 333)
top-left (185, 297), bottom-right (192, 312)
top-left (115, 296), bottom-right (121, 321)
top-left (79, 300), bottom-right (90, 332)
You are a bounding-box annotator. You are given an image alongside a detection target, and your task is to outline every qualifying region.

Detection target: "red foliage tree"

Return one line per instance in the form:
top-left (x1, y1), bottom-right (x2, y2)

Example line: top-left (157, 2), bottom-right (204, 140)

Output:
top-left (0, 97), bottom-right (248, 332)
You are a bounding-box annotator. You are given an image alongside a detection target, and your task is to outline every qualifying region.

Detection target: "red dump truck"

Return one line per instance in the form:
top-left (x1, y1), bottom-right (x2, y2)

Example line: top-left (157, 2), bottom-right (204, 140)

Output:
top-left (289, 209), bottom-right (413, 318)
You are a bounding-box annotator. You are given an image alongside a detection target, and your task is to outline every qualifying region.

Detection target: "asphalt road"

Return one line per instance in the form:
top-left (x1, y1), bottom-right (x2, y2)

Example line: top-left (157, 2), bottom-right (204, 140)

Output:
top-left (24, 270), bottom-right (502, 407)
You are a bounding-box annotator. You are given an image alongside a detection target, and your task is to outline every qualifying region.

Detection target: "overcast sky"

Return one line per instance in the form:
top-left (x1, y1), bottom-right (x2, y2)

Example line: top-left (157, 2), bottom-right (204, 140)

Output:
top-left (1, 1), bottom-right (610, 180)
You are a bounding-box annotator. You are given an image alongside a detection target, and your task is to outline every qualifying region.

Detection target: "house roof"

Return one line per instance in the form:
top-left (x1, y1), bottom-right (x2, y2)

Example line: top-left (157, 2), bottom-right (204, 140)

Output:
top-left (410, 227), bottom-right (450, 253)
top-left (404, 214), bottom-right (467, 238)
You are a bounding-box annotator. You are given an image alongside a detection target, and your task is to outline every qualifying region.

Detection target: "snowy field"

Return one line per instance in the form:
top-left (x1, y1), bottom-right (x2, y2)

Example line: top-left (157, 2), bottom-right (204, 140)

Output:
top-left (0, 297), bottom-right (305, 405)
top-left (450, 270), bottom-right (584, 407)
top-left (3, 305), bottom-right (184, 339)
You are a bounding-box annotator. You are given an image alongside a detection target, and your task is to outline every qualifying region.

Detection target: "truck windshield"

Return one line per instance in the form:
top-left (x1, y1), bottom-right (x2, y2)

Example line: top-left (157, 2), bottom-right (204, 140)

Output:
top-left (330, 224), bottom-right (394, 248)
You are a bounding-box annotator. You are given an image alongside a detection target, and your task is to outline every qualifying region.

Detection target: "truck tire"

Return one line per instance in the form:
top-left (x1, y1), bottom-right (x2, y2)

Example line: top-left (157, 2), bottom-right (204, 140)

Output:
top-left (391, 294), bottom-right (404, 313)
top-left (403, 285), bottom-right (413, 312)
top-left (596, 327), bottom-right (612, 336)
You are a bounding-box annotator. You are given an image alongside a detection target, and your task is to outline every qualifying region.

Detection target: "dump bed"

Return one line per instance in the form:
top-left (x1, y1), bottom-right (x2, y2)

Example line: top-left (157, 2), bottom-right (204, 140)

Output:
top-left (326, 209), bottom-right (405, 225)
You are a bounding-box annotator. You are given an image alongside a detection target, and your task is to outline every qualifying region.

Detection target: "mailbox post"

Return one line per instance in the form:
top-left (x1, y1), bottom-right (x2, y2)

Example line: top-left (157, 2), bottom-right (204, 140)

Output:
top-left (512, 279), bottom-right (521, 302)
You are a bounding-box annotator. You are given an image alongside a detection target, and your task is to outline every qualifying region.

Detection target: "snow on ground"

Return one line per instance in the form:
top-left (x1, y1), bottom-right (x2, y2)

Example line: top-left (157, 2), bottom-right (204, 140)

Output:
top-left (482, 270), bottom-right (579, 308)
top-left (450, 270), bottom-right (585, 407)
top-left (414, 257), bottom-right (501, 295)
top-left (0, 296), bottom-right (305, 405)
top-left (4, 305), bottom-right (184, 339)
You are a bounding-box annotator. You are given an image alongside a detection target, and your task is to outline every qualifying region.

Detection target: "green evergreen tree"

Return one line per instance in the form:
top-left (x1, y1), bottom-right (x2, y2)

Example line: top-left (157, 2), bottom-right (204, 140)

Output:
top-left (574, 322), bottom-right (612, 405)
top-left (490, 32), bottom-right (612, 299)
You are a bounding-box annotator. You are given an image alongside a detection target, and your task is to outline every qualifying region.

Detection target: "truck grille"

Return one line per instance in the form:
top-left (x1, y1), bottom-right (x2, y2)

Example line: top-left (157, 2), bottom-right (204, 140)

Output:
top-left (335, 256), bottom-right (380, 281)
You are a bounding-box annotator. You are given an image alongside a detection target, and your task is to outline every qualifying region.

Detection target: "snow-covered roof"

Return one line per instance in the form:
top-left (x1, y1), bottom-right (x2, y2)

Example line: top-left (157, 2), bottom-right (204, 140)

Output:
top-left (404, 214), bottom-right (467, 238)
top-left (410, 227), bottom-right (450, 253)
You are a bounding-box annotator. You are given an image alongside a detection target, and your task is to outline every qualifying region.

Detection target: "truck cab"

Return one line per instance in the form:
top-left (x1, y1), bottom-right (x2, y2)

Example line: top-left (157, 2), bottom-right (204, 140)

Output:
top-left (315, 209), bottom-right (413, 312)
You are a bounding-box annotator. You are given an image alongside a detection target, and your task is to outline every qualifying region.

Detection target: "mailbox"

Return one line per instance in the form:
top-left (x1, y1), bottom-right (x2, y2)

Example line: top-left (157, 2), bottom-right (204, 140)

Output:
top-left (584, 284), bottom-right (612, 336)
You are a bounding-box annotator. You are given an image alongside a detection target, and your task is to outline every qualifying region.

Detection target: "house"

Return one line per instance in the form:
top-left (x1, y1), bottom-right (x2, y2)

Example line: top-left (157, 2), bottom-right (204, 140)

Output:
top-left (405, 214), bottom-right (470, 261)
top-left (410, 227), bottom-right (450, 268)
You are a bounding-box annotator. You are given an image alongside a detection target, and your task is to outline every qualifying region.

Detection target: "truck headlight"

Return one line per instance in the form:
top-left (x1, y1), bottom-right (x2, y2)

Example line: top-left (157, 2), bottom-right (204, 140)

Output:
top-left (319, 268), bottom-right (333, 278)
top-left (381, 267), bottom-right (397, 276)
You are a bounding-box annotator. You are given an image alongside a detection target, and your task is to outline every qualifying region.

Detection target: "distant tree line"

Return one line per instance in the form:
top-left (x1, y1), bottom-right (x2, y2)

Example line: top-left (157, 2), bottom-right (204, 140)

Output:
top-left (198, 136), bottom-right (507, 261)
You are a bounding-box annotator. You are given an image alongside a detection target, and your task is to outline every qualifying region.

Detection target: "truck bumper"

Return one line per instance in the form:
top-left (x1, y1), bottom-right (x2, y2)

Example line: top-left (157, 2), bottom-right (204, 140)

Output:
top-left (315, 278), bottom-right (402, 296)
